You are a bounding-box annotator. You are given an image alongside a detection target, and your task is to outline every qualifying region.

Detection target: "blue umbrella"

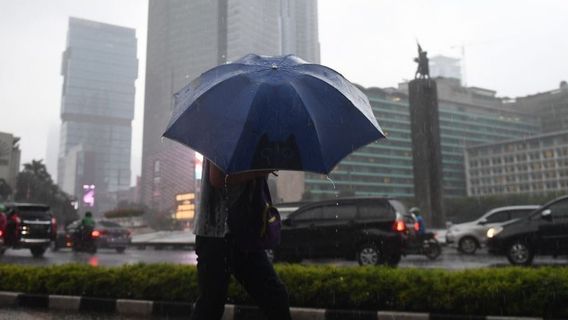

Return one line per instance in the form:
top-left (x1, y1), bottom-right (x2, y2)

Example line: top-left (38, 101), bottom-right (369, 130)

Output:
top-left (163, 54), bottom-right (385, 174)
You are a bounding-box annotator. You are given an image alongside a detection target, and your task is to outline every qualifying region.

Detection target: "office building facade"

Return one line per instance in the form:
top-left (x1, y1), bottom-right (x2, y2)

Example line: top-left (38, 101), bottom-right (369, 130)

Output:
top-left (466, 130), bottom-right (568, 196)
top-left (512, 81), bottom-right (568, 133)
top-left (142, 0), bottom-right (320, 214)
top-left (58, 18), bottom-right (138, 214)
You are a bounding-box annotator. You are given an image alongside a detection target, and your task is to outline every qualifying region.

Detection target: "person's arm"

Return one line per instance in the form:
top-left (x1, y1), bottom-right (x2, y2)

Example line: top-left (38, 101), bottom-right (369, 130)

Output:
top-left (208, 161), bottom-right (272, 189)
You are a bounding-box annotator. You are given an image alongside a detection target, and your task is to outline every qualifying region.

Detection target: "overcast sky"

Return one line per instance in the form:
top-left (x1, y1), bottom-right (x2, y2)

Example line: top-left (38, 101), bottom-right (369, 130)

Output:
top-left (1, 0), bottom-right (567, 186)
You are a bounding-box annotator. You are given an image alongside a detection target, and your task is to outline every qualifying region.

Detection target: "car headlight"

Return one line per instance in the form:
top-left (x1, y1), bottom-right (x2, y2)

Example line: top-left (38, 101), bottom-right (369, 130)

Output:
top-left (487, 226), bottom-right (503, 239)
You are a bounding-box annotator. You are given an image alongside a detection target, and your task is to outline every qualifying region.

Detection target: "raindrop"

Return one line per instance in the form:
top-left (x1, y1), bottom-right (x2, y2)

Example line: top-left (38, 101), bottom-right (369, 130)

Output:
top-left (326, 175), bottom-right (336, 189)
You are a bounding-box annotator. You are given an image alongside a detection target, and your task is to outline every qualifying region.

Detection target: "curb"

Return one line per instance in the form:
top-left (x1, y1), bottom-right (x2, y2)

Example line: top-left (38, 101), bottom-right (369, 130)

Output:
top-left (0, 291), bottom-right (550, 319)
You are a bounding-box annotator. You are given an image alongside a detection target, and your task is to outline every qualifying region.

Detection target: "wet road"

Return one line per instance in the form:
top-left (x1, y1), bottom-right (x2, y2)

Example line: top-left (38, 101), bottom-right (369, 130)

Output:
top-left (1, 246), bottom-right (567, 269)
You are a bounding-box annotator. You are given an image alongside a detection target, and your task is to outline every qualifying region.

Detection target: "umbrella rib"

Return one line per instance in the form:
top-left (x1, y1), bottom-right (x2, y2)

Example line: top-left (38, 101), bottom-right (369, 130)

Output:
top-left (285, 81), bottom-right (328, 172)
top-left (223, 80), bottom-right (263, 173)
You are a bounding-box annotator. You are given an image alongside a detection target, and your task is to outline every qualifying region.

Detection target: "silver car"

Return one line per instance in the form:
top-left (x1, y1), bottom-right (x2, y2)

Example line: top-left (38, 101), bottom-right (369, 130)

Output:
top-left (445, 205), bottom-right (539, 254)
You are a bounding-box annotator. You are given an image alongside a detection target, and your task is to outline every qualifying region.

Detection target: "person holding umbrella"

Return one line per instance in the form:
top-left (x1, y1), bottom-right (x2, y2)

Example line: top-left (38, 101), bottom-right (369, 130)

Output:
top-left (164, 54), bottom-right (386, 320)
top-left (190, 159), bottom-right (290, 320)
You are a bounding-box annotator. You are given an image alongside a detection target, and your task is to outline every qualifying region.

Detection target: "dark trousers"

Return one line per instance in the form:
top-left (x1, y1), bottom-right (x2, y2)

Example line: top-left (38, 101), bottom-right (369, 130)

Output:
top-left (190, 235), bottom-right (291, 320)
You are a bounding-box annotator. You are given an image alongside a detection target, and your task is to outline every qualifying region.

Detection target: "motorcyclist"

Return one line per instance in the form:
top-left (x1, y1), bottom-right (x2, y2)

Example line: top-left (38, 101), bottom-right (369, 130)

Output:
top-left (409, 207), bottom-right (426, 236)
top-left (81, 211), bottom-right (95, 229)
top-left (78, 211), bottom-right (95, 242)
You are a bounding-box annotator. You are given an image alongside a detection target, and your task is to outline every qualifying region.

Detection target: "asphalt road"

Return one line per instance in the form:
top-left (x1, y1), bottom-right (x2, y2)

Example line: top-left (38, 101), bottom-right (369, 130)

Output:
top-left (1, 245), bottom-right (567, 269)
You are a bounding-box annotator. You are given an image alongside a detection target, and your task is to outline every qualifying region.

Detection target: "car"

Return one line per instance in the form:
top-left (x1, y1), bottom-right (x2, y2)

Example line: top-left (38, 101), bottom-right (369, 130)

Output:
top-left (486, 196), bottom-right (568, 266)
top-left (445, 205), bottom-right (539, 254)
top-left (0, 208), bottom-right (6, 254)
top-left (273, 196), bottom-right (408, 266)
top-left (55, 219), bottom-right (131, 253)
top-left (0, 203), bottom-right (57, 258)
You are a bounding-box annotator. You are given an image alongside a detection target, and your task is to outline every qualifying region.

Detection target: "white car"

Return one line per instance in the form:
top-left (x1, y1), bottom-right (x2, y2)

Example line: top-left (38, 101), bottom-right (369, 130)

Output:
top-left (445, 205), bottom-right (539, 254)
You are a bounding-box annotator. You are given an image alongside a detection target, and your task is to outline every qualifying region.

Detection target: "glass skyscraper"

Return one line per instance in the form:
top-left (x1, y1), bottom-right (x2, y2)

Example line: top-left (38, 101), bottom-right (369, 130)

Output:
top-left (142, 0), bottom-right (320, 214)
top-left (58, 18), bottom-right (138, 214)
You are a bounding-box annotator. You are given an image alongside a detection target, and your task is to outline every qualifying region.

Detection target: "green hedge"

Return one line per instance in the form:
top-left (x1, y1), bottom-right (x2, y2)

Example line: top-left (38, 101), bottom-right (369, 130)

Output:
top-left (1, 264), bottom-right (567, 317)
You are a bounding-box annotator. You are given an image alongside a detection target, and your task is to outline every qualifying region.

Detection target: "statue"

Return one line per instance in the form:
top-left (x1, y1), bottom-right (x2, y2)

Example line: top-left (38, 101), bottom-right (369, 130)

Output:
top-left (414, 43), bottom-right (430, 79)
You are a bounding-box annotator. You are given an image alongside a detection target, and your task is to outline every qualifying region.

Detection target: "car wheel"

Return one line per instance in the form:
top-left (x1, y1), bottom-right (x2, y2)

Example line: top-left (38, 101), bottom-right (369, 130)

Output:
top-left (424, 240), bottom-right (442, 260)
top-left (458, 237), bottom-right (478, 255)
top-left (357, 243), bottom-right (381, 266)
top-left (30, 246), bottom-right (46, 258)
top-left (0, 247), bottom-right (6, 255)
top-left (506, 241), bottom-right (534, 266)
top-left (116, 247), bottom-right (126, 254)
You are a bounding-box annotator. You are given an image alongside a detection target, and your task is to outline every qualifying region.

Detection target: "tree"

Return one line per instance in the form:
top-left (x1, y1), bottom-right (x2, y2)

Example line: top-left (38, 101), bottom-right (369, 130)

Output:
top-left (15, 159), bottom-right (78, 223)
top-left (0, 178), bottom-right (12, 201)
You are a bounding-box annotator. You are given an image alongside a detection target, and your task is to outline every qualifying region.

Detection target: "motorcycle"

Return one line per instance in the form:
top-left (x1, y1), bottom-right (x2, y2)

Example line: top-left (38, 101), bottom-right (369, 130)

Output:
top-left (71, 225), bottom-right (99, 254)
top-left (403, 231), bottom-right (442, 260)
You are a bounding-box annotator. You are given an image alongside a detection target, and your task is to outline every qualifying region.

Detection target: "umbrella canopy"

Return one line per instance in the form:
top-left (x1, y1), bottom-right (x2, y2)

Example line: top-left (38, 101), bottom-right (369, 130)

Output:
top-left (163, 54), bottom-right (385, 174)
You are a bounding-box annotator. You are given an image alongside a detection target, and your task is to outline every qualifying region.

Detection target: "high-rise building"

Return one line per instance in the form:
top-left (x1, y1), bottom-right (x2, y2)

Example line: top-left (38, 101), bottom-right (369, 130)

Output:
top-left (141, 0), bottom-right (320, 214)
top-left (277, 80), bottom-right (540, 202)
top-left (466, 130), bottom-right (568, 196)
top-left (511, 81), bottom-right (568, 133)
top-left (429, 55), bottom-right (462, 82)
top-left (464, 81), bottom-right (568, 197)
top-left (57, 18), bottom-right (138, 214)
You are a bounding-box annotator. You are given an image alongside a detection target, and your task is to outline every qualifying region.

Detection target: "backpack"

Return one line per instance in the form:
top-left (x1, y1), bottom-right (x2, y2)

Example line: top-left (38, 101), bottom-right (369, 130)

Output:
top-left (227, 177), bottom-right (281, 252)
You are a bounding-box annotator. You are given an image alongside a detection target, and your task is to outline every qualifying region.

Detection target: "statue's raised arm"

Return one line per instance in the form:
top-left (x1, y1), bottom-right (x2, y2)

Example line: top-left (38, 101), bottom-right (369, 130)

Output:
top-left (414, 43), bottom-right (430, 79)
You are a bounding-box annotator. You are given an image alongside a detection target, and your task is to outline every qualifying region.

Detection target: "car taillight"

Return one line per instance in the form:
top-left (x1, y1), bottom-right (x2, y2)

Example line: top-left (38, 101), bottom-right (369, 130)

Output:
top-left (394, 220), bottom-right (406, 232)
top-left (0, 229), bottom-right (3, 238)
top-left (91, 230), bottom-right (101, 238)
top-left (414, 222), bottom-right (420, 232)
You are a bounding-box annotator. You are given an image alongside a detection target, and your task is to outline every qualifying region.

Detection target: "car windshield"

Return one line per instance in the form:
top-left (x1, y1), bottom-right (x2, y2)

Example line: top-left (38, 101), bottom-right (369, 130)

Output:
top-left (15, 206), bottom-right (50, 219)
top-left (98, 221), bottom-right (122, 228)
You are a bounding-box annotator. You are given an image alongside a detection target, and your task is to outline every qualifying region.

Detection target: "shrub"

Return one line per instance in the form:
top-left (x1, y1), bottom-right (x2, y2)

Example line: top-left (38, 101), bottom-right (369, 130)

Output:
top-left (1, 264), bottom-right (567, 317)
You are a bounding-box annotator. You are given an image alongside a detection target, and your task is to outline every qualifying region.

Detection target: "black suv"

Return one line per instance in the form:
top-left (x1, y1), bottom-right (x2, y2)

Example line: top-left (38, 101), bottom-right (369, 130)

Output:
top-left (0, 203), bottom-right (56, 258)
top-left (273, 197), bottom-right (407, 266)
top-left (486, 195), bottom-right (568, 265)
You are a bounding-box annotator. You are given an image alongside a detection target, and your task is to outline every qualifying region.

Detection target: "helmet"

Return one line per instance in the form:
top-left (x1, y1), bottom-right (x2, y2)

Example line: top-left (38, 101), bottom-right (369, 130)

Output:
top-left (409, 207), bottom-right (420, 214)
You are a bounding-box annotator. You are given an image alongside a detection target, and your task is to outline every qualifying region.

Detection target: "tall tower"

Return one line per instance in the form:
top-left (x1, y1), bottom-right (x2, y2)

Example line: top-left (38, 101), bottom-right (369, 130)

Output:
top-left (58, 18), bottom-right (138, 215)
top-left (409, 46), bottom-right (445, 227)
top-left (141, 0), bottom-right (320, 214)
